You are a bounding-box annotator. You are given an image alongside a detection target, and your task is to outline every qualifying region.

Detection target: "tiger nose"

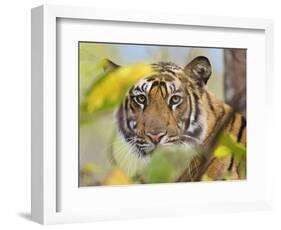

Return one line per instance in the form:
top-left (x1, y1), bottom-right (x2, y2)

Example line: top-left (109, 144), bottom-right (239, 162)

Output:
top-left (146, 131), bottom-right (166, 144)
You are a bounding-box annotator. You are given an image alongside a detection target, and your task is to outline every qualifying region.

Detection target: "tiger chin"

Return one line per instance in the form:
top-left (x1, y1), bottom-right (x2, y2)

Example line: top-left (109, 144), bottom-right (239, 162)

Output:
top-left (110, 56), bottom-right (246, 180)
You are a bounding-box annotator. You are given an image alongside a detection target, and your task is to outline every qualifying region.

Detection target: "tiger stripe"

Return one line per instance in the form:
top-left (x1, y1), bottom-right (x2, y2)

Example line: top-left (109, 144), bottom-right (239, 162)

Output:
top-left (237, 116), bottom-right (246, 143)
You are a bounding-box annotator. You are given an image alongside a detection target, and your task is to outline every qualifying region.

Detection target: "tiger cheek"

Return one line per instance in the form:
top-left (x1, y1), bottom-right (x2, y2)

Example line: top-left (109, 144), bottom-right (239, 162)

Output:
top-left (172, 100), bottom-right (188, 131)
top-left (137, 121), bottom-right (146, 136)
top-left (173, 111), bottom-right (182, 131)
top-left (167, 115), bottom-right (179, 136)
top-left (174, 100), bottom-right (187, 118)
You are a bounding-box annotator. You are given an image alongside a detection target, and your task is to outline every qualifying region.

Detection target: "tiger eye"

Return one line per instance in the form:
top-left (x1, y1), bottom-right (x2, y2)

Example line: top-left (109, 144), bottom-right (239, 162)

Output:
top-left (170, 95), bottom-right (181, 105)
top-left (135, 94), bottom-right (146, 104)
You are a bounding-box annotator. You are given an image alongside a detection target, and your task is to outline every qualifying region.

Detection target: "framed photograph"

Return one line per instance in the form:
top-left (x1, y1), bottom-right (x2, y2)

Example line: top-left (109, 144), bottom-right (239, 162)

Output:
top-left (31, 5), bottom-right (274, 224)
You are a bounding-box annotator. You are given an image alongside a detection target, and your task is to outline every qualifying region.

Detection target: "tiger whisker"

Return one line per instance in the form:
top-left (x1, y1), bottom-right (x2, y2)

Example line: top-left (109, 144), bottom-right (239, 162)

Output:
top-left (182, 134), bottom-right (201, 143)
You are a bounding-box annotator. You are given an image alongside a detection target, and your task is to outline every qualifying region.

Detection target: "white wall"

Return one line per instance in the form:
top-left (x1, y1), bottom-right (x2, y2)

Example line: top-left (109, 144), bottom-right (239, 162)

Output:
top-left (0, 0), bottom-right (280, 229)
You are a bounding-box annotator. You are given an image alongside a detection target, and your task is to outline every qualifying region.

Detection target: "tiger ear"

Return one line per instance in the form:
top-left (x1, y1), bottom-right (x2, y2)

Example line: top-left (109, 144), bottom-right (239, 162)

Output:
top-left (184, 56), bottom-right (212, 85)
top-left (102, 59), bottom-right (120, 72)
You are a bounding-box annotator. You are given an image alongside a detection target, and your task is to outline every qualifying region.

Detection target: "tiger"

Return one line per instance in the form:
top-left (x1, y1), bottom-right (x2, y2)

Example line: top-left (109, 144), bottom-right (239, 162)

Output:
top-left (110, 56), bottom-right (246, 182)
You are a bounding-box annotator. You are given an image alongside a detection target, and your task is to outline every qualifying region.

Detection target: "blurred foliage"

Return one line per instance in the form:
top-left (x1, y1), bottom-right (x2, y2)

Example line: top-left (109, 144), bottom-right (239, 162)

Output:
top-left (79, 43), bottom-right (119, 98)
top-left (144, 146), bottom-right (197, 183)
top-left (218, 133), bottom-right (246, 157)
top-left (80, 132), bottom-right (246, 186)
top-left (103, 168), bottom-right (132, 186)
top-left (218, 133), bottom-right (246, 179)
top-left (80, 163), bottom-right (103, 186)
top-left (82, 60), bottom-right (155, 114)
top-left (144, 152), bottom-right (174, 183)
top-left (80, 164), bottom-right (132, 186)
top-left (201, 133), bottom-right (246, 181)
top-left (80, 60), bottom-right (155, 126)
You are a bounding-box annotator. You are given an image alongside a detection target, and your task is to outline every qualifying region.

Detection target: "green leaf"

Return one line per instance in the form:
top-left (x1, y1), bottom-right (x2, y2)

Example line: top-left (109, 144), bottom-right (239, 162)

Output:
top-left (218, 133), bottom-right (246, 159)
top-left (216, 132), bottom-right (247, 180)
top-left (145, 152), bottom-right (174, 183)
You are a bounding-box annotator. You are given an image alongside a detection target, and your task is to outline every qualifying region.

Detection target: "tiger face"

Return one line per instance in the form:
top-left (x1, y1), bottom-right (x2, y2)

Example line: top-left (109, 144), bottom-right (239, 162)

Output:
top-left (116, 56), bottom-right (212, 157)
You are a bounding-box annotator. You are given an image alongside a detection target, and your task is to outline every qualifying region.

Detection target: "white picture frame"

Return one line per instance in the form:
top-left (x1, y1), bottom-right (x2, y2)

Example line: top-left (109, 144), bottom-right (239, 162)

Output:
top-left (31, 4), bottom-right (274, 225)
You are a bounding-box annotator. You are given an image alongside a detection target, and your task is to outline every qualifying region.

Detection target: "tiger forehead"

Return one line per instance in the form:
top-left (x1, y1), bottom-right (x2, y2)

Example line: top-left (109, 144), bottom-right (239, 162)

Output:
top-left (132, 75), bottom-right (183, 96)
top-left (151, 61), bottom-right (183, 73)
top-left (131, 62), bottom-right (187, 95)
top-left (151, 62), bottom-right (187, 80)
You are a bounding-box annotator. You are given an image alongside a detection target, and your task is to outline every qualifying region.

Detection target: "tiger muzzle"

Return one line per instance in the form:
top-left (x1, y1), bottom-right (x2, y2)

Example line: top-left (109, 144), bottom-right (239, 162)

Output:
top-left (145, 131), bottom-right (167, 144)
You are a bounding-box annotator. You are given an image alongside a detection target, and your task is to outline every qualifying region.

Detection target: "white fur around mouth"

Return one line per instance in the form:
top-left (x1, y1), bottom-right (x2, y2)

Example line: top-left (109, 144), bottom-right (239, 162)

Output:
top-left (111, 133), bottom-right (150, 177)
top-left (112, 130), bottom-right (199, 178)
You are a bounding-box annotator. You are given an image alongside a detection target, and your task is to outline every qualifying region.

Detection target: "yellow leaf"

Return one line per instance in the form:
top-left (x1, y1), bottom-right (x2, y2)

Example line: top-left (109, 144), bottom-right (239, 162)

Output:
top-left (85, 63), bottom-right (155, 113)
top-left (103, 168), bottom-right (132, 186)
top-left (214, 145), bottom-right (231, 158)
top-left (201, 174), bottom-right (213, 181)
top-left (81, 163), bottom-right (101, 174)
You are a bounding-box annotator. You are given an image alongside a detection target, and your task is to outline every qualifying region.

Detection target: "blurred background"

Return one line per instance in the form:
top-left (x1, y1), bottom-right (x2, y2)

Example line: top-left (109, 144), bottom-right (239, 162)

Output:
top-left (79, 42), bottom-right (246, 186)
